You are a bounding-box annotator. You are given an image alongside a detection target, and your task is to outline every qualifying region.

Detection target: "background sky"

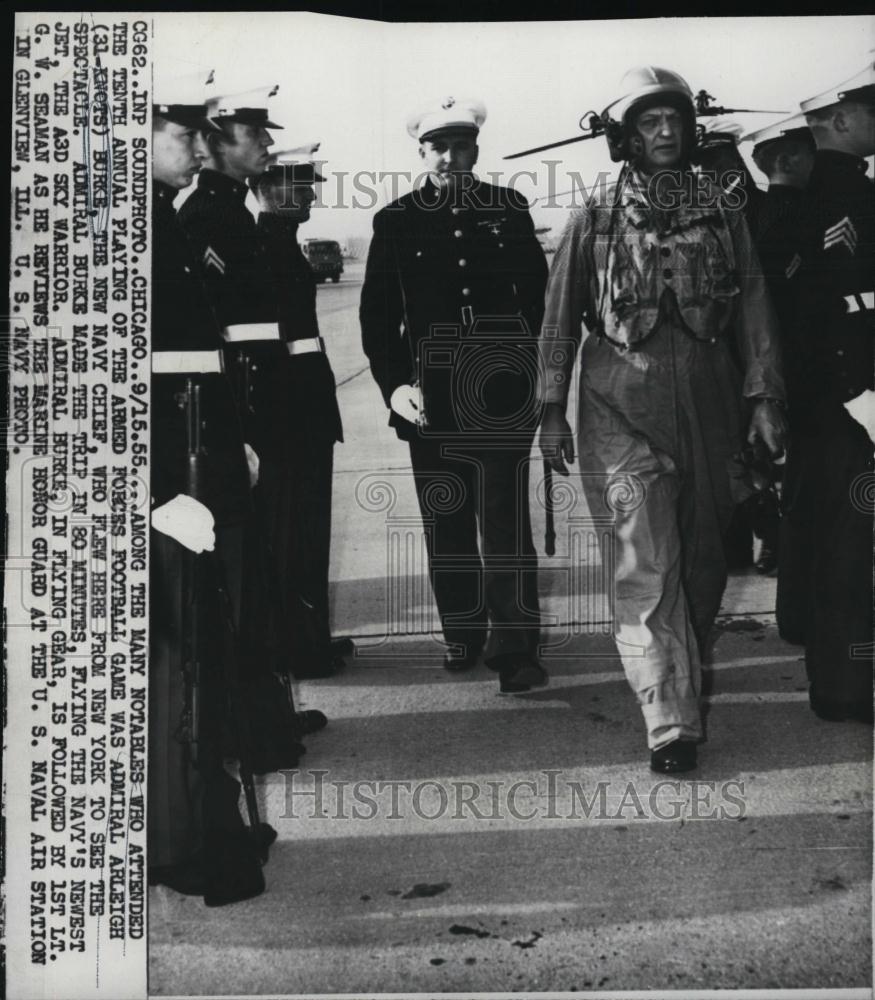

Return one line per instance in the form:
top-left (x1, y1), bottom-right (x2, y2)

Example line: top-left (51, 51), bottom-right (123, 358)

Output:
top-left (154, 13), bottom-right (874, 243)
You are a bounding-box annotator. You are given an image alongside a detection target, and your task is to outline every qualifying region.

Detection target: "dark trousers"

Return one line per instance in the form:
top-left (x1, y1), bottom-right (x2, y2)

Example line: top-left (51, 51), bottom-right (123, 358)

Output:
top-left (408, 435), bottom-right (540, 664)
top-left (257, 432), bottom-right (336, 677)
top-left (779, 413), bottom-right (873, 712)
top-left (148, 526), bottom-right (250, 869)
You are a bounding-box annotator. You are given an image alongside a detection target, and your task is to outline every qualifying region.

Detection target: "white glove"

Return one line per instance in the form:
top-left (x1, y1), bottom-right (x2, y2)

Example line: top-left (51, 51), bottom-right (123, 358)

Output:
top-left (844, 389), bottom-right (875, 445)
top-left (152, 495), bottom-right (216, 553)
top-left (244, 443), bottom-right (260, 488)
top-left (390, 384), bottom-right (423, 426)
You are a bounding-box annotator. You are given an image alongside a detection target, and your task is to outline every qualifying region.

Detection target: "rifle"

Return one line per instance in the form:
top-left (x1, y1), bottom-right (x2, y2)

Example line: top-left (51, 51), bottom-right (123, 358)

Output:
top-left (183, 377), bottom-right (276, 860)
top-left (180, 379), bottom-right (202, 767)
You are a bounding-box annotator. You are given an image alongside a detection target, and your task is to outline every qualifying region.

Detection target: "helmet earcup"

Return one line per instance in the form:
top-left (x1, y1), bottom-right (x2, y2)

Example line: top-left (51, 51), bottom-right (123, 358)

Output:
top-left (604, 120), bottom-right (627, 162)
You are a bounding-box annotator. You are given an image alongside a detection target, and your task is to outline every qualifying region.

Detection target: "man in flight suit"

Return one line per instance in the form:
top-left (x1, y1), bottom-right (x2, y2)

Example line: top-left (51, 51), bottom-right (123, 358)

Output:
top-left (250, 153), bottom-right (345, 679)
top-left (539, 66), bottom-right (787, 772)
top-left (360, 97), bottom-right (549, 693)
top-left (791, 64), bottom-right (875, 723)
top-left (148, 73), bottom-right (267, 905)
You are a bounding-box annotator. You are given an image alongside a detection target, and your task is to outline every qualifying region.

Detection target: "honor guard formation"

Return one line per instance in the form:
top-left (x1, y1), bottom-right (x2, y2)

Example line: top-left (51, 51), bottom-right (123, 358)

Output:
top-left (149, 62), bottom-right (875, 903)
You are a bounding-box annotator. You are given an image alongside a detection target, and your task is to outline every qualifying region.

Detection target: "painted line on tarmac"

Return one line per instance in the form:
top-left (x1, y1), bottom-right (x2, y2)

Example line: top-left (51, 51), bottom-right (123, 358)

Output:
top-left (704, 692), bottom-right (809, 704)
top-left (357, 900), bottom-right (581, 920)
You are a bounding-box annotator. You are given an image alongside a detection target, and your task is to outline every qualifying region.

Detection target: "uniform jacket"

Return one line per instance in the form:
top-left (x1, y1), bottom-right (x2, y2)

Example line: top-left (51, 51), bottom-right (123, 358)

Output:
top-left (753, 184), bottom-right (813, 414)
top-left (257, 213), bottom-right (343, 444)
top-left (796, 150), bottom-right (874, 419)
top-left (177, 169), bottom-right (287, 459)
top-left (151, 181), bottom-right (250, 526)
top-left (359, 177), bottom-right (549, 440)
top-left (541, 167), bottom-right (785, 405)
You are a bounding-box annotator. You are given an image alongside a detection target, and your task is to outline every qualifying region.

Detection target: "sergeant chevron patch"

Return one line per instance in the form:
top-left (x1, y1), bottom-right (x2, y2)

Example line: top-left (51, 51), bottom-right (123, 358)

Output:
top-left (785, 253), bottom-right (802, 280)
top-left (203, 247), bottom-right (226, 273)
top-left (823, 216), bottom-right (857, 254)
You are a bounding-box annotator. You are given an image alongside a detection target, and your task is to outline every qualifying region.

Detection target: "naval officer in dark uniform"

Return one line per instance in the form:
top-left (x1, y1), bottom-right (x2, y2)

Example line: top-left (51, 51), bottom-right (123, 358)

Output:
top-left (148, 74), bottom-right (267, 905)
top-left (250, 152), bottom-right (344, 679)
top-left (360, 97), bottom-right (549, 693)
top-left (790, 65), bottom-right (875, 723)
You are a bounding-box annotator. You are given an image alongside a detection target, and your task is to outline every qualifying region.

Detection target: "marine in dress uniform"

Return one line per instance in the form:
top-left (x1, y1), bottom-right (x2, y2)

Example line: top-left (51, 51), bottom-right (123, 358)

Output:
top-left (177, 87), bottom-right (324, 741)
top-left (696, 118), bottom-right (780, 572)
top-left (539, 67), bottom-right (787, 772)
top-left (743, 116), bottom-right (816, 607)
top-left (360, 97), bottom-right (549, 693)
top-left (250, 153), bottom-right (344, 679)
top-left (148, 75), bottom-right (266, 905)
top-left (788, 65), bottom-right (875, 723)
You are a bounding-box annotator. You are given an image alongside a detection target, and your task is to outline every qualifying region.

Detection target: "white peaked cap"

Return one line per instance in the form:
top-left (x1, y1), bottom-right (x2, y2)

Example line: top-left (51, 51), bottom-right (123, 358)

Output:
top-left (406, 96), bottom-right (487, 140)
top-left (800, 61), bottom-right (875, 114)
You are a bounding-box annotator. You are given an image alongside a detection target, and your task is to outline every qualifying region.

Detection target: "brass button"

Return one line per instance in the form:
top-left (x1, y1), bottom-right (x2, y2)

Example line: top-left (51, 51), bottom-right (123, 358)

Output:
top-left (451, 207), bottom-right (461, 215)
top-left (454, 229), bottom-right (463, 238)
top-left (458, 259), bottom-right (467, 267)
top-left (498, 242), bottom-right (504, 248)
top-left (462, 287), bottom-right (471, 297)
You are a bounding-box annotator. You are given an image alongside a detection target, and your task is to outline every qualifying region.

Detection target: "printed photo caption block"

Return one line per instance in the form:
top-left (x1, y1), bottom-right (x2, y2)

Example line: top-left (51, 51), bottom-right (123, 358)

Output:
top-left (6, 13), bottom-right (150, 1000)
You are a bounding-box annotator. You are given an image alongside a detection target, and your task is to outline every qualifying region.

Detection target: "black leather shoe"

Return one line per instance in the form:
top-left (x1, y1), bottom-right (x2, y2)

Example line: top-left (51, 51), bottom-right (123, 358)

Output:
top-left (754, 545), bottom-right (778, 574)
top-left (811, 697), bottom-right (874, 725)
top-left (294, 709), bottom-right (328, 735)
top-left (331, 636), bottom-right (355, 657)
top-left (444, 651), bottom-right (479, 672)
top-left (203, 831), bottom-right (266, 907)
top-left (294, 659), bottom-right (342, 680)
top-left (498, 659), bottom-right (548, 694)
top-left (248, 738), bottom-right (307, 776)
top-left (148, 857), bottom-right (207, 896)
top-left (650, 740), bottom-right (698, 774)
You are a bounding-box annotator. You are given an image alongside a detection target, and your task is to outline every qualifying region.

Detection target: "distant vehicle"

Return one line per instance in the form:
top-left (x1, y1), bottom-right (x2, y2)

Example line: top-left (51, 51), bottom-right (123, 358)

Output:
top-left (302, 238), bottom-right (344, 283)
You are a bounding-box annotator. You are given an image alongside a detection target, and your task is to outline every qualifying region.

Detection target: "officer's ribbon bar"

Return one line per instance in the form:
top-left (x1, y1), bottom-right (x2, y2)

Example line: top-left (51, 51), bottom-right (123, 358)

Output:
top-left (823, 216), bottom-right (858, 254)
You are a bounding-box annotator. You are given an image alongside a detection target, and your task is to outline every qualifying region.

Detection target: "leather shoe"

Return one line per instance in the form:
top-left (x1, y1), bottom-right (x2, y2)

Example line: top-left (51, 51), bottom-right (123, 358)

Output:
top-left (294, 709), bottom-right (328, 735)
top-left (331, 636), bottom-right (355, 657)
top-left (148, 856), bottom-right (207, 896)
top-left (650, 740), bottom-right (698, 774)
top-left (248, 738), bottom-right (306, 776)
top-left (811, 696), bottom-right (874, 725)
top-left (444, 650), bottom-right (479, 672)
top-left (754, 545), bottom-right (777, 574)
top-left (203, 830), bottom-right (265, 907)
top-left (498, 658), bottom-right (548, 694)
